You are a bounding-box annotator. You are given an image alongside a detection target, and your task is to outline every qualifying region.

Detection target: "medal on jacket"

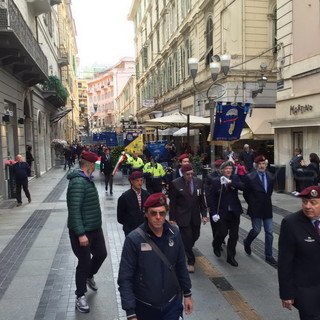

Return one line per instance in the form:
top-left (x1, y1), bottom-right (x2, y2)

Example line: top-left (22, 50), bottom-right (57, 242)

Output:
top-left (168, 239), bottom-right (174, 247)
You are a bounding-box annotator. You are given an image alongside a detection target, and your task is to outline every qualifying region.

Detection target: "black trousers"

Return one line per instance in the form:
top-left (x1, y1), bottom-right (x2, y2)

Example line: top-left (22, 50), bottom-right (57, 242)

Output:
top-left (16, 178), bottom-right (31, 204)
top-left (104, 172), bottom-right (113, 192)
top-left (213, 214), bottom-right (240, 259)
top-left (69, 228), bottom-right (107, 296)
top-left (146, 178), bottom-right (163, 194)
top-left (179, 224), bottom-right (200, 265)
top-left (299, 310), bottom-right (320, 320)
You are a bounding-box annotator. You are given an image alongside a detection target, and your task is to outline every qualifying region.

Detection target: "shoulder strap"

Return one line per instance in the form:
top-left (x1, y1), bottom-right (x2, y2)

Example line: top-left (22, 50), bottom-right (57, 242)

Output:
top-left (137, 227), bottom-right (181, 290)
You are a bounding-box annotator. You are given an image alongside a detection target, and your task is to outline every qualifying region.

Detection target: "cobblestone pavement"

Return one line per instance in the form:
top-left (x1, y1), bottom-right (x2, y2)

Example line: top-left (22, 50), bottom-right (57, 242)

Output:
top-left (0, 167), bottom-right (301, 320)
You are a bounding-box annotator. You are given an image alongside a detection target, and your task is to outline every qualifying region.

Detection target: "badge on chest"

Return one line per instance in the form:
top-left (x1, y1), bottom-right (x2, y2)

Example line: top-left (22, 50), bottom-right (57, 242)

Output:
top-left (141, 243), bottom-right (152, 251)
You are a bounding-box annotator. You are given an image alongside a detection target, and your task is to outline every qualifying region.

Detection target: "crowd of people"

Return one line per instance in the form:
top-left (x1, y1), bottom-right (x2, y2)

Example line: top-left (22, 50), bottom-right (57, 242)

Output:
top-left (11, 141), bottom-right (320, 319)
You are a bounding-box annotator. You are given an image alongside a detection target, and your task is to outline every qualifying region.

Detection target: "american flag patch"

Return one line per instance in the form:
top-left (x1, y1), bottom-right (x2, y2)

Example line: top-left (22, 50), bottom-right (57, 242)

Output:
top-left (141, 243), bottom-right (152, 251)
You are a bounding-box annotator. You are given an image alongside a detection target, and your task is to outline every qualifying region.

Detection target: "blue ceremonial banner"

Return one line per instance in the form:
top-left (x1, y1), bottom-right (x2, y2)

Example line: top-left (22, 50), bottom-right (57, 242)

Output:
top-left (212, 103), bottom-right (251, 141)
top-left (147, 140), bottom-right (167, 161)
top-left (105, 132), bottom-right (117, 147)
top-left (93, 133), bottom-right (105, 142)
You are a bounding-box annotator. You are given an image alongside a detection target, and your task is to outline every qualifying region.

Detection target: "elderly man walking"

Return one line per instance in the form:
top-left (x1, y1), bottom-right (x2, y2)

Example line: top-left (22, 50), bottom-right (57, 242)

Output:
top-left (278, 186), bottom-right (320, 320)
top-left (13, 154), bottom-right (31, 206)
top-left (243, 155), bottom-right (278, 267)
top-left (169, 164), bottom-right (207, 273)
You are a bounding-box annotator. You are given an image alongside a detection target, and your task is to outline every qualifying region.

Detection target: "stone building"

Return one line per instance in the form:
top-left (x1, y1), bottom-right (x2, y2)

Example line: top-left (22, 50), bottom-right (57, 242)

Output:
top-left (128, 0), bottom-right (279, 155)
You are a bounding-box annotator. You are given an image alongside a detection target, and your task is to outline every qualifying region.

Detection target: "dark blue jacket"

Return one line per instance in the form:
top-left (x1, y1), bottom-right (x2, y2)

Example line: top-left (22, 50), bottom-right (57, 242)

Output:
top-left (118, 221), bottom-right (191, 317)
top-left (13, 162), bottom-right (30, 180)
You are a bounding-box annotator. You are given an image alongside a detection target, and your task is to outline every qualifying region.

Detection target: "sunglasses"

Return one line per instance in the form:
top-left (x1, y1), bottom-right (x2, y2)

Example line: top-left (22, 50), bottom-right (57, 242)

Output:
top-left (149, 210), bottom-right (167, 217)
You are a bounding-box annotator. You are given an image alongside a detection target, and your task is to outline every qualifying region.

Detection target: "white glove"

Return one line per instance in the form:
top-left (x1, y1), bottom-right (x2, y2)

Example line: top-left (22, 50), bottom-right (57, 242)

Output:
top-left (212, 214), bottom-right (220, 222)
top-left (220, 176), bottom-right (231, 185)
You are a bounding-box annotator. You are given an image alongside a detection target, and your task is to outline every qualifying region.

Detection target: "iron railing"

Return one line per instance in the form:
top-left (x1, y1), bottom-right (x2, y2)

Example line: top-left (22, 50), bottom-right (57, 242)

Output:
top-left (0, 0), bottom-right (48, 76)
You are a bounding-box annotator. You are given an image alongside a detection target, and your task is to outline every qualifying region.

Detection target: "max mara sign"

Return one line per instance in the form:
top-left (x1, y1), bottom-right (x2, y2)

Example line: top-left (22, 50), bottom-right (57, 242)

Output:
top-left (290, 104), bottom-right (313, 115)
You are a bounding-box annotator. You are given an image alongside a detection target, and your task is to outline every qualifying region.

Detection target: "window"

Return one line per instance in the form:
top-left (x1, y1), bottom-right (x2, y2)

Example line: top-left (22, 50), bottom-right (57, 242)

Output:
top-left (174, 51), bottom-right (179, 85)
top-left (272, 7), bottom-right (277, 54)
top-left (180, 46), bottom-right (186, 81)
top-left (168, 57), bottom-right (173, 89)
top-left (185, 38), bottom-right (192, 76)
top-left (143, 47), bottom-right (148, 69)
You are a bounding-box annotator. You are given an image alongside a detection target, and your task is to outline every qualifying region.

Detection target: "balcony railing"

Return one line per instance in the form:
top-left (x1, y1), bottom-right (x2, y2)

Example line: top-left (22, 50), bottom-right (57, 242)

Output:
top-left (0, 0), bottom-right (48, 85)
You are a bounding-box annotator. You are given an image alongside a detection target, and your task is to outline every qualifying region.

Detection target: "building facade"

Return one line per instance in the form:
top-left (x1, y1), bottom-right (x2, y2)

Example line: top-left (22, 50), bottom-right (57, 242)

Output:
top-left (271, 0), bottom-right (320, 192)
top-left (128, 0), bottom-right (278, 154)
top-left (87, 57), bottom-right (135, 134)
top-left (0, 0), bottom-right (78, 201)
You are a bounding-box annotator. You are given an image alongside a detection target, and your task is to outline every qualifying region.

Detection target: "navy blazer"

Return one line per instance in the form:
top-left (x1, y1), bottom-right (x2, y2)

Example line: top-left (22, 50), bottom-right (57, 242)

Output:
top-left (243, 170), bottom-right (274, 219)
top-left (169, 176), bottom-right (207, 227)
top-left (117, 188), bottom-right (150, 235)
top-left (278, 210), bottom-right (320, 315)
top-left (209, 174), bottom-right (244, 219)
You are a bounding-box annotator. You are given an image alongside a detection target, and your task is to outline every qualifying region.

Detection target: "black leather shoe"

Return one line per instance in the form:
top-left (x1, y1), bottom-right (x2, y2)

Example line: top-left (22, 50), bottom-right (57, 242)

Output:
top-left (265, 256), bottom-right (278, 267)
top-left (227, 257), bottom-right (238, 267)
top-left (243, 239), bottom-right (251, 255)
top-left (213, 248), bottom-right (221, 257)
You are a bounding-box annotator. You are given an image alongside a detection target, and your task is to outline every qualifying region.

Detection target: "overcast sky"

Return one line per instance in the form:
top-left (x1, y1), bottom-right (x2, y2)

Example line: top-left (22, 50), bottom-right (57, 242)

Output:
top-left (71, 0), bottom-right (135, 69)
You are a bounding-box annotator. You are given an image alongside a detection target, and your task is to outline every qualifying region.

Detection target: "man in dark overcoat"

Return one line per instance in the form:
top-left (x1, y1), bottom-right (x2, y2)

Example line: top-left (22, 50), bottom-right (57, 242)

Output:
top-left (243, 155), bottom-right (278, 266)
top-left (210, 161), bottom-right (244, 267)
top-left (169, 164), bottom-right (207, 273)
top-left (100, 148), bottom-right (114, 195)
top-left (278, 185), bottom-right (320, 320)
top-left (117, 171), bottom-right (150, 236)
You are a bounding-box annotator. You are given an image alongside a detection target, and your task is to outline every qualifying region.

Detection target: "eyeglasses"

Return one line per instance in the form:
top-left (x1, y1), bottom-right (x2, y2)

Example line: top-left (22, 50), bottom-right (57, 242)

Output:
top-left (149, 210), bottom-right (167, 217)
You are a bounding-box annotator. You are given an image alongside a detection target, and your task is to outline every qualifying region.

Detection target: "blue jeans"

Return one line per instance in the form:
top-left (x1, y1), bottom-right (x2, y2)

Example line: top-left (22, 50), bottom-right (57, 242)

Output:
top-left (245, 218), bottom-right (274, 257)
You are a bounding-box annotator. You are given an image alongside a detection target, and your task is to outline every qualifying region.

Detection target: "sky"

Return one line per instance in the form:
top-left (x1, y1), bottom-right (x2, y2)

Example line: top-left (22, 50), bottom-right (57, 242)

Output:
top-left (71, 0), bottom-right (135, 70)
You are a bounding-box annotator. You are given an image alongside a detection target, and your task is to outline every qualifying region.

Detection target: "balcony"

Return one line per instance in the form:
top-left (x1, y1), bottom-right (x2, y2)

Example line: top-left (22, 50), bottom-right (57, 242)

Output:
top-left (42, 75), bottom-right (69, 108)
top-left (58, 46), bottom-right (69, 68)
top-left (26, 0), bottom-right (51, 16)
top-left (0, 0), bottom-right (48, 86)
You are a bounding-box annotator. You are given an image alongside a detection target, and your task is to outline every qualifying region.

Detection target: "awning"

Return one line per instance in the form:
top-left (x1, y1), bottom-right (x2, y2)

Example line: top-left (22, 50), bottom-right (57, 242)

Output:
top-left (50, 109), bottom-right (72, 123)
top-left (246, 108), bottom-right (275, 139)
top-left (158, 127), bottom-right (179, 136)
top-left (173, 127), bottom-right (197, 136)
top-left (270, 117), bottom-right (320, 129)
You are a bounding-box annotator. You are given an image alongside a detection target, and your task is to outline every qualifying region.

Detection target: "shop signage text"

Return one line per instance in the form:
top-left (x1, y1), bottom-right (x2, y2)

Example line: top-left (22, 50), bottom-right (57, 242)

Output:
top-left (290, 104), bottom-right (312, 115)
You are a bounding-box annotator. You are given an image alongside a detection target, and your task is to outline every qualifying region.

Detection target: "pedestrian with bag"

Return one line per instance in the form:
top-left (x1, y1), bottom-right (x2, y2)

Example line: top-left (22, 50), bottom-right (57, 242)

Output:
top-left (118, 193), bottom-right (193, 320)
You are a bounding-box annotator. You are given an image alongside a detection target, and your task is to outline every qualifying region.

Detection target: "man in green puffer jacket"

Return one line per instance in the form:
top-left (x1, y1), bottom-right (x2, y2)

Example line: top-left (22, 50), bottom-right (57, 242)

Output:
top-left (67, 151), bottom-right (107, 313)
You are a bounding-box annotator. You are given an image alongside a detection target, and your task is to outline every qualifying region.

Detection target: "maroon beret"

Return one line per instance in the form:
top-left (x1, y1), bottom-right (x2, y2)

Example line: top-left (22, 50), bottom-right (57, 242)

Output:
top-left (178, 153), bottom-right (189, 161)
top-left (298, 186), bottom-right (320, 199)
top-left (129, 171), bottom-right (144, 180)
top-left (144, 193), bottom-right (167, 208)
top-left (254, 155), bottom-right (266, 163)
top-left (214, 159), bottom-right (225, 167)
top-left (81, 151), bottom-right (98, 163)
top-left (181, 164), bottom-right (193, 173)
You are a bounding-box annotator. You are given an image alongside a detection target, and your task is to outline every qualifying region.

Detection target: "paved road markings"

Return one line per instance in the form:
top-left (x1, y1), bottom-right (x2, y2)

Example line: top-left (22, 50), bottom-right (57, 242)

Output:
top-left (195, 249), bottom-right (264, 320)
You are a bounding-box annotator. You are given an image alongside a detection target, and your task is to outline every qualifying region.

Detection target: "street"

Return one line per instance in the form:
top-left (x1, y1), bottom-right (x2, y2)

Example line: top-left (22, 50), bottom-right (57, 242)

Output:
top-left (0, 167), bottom-right (300, 320)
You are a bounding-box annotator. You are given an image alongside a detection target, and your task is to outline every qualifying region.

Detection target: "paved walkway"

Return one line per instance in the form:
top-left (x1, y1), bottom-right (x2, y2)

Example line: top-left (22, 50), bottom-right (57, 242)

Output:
top-left (0, 167), bottom-right (302, 320)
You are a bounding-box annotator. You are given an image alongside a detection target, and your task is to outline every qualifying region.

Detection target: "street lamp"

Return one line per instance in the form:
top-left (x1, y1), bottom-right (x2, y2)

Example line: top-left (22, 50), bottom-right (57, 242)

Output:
top-left (252, 74), bottom-right (268, 98)
top-left (188, 54), bottom-right (231, 168)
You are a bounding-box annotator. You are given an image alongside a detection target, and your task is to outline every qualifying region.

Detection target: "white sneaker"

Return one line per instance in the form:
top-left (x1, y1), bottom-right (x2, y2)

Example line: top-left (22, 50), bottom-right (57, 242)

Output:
top-left (75, 295), bottom-right (90, 313)
top-left (87, 277), bottom-right (98, 291)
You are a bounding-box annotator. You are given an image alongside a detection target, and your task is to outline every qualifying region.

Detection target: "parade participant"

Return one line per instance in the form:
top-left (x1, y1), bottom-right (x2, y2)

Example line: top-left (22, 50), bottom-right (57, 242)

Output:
top-left (13, 155), bottom-right (31, 207)
top-left (174, 153), bottom-right (190, 178)
top-left (100, 148), bottom-right (114, 195)
top-left (67, 151), bottom-right (107, 313)
top-left (238, 144), bottom-right (255, 172)
top-left (169, 164), bottom-right (207, 273)
top-left (243, 155), bottom-right (277, 267)
top-left (117, 171), bottom-right (150, 236)
top-left (127, 152), bottom-right (144, 173)
top-left (26, 145), bottom-right (34, 170)
top-left (143, 156), bottom-right (166, 194)
top-left (118, 193), bottom-right (193, 320)
top-left (209, 161), bottom-right (244, 267)
top-left (205, 159), bottom-right (225, 248)
top-left (278, 186), bottom-right (320, 320)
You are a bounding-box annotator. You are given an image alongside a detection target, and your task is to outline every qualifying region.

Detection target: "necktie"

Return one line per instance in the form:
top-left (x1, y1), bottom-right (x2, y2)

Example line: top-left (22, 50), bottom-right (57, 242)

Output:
top-left (315, 220), bottom-right (320, 236)
top-left (187, 181), bottom-right (192, 195)
top-left (260, 174), bottom-right (267, 192)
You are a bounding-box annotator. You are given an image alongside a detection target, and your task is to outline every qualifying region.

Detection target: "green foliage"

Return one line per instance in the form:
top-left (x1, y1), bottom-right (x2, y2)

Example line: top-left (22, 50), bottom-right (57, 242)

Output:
top-left (110, 146), bottom-right (125, 167)
top-left (189, 154), bottom-right (203, 175)
top-left (43, 75), bottom-right (69, 104)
